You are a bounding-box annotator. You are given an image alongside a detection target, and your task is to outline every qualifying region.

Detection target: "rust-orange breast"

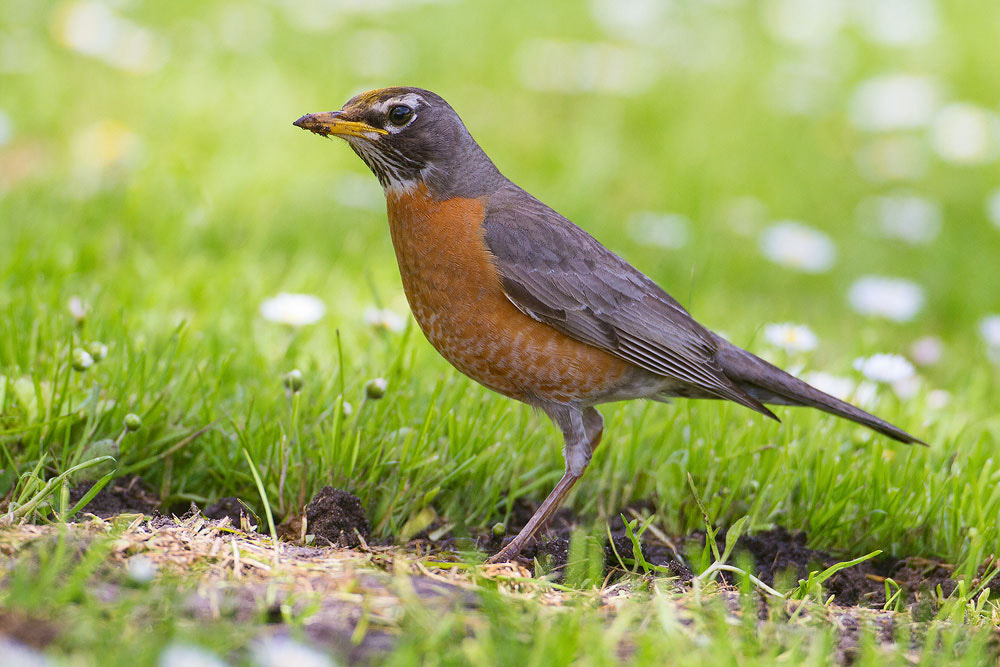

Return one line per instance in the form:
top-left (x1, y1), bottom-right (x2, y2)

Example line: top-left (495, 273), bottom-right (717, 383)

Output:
top-left (385, 184), bottom-right (632, 403)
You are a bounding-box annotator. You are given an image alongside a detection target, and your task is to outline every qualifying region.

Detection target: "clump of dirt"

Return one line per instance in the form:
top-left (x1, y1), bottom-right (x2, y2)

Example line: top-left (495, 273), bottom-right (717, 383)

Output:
top-left (729, 527), bottom-right (880, 606)
top-left (69, 475), bottom-right (159, 518)
top-left (305, 487), bottom-right (370, 548)
top-left (722, 529), bottom-right (959, 607)
top-left (59, 478), bottom-right (960, 610)
top-left (486, 502), bottom-right (958, 607)
top-left (889, 557), bottom-right (957, 607)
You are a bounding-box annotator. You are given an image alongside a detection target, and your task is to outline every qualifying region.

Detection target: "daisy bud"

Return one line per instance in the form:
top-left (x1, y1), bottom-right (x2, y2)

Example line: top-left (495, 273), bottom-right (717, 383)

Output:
top-left (492, 522), bottom-right (506, 537)
top-left (87, 341), bottom-right (108, 362)
top-left (124, 413), bottom-right (142, 432)
top-left (72, 348), bottom-right (94, 372)
top-left (283, 369), bottom-right (304, 393)
top-left (365, 377), bottom-right (387, 399)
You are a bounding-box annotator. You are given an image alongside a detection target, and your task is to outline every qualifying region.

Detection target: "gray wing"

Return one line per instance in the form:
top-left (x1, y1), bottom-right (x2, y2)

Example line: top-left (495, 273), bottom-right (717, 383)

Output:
top-left (482, 190), bottom-right (775, 418)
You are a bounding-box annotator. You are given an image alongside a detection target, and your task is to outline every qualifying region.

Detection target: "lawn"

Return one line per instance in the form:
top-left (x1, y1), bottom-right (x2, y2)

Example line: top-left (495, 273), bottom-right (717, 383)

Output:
top-left (2, 0), bottom-right (1000, 664)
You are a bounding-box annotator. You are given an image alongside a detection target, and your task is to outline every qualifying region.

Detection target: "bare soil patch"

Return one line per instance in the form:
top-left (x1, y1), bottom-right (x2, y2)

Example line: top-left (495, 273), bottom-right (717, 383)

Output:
top-left (64, 479), bottom-right (958, 610)
top-left (487, 499), bottom-right (956, 608)
top-left (68, 475), bottom-right (159, 518)
top-left (3, 487), bottom-right (984, 665)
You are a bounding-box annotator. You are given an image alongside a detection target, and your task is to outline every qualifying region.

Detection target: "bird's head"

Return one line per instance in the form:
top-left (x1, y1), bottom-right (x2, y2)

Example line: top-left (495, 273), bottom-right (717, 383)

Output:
top-left (294, 86), bottom-right (503, 198)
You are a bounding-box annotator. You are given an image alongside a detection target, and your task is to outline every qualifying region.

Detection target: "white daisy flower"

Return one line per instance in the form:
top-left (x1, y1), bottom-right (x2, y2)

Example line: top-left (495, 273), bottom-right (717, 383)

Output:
top-left (54, 2), bottom-right (119, 58)
top-left (766, 60), bottom-right (838, 116)
top-left (854, 136), bottom-right (928, 182)
top-left (909, 336), bottom-right (943, 366)
top-left (763, 323), bottom-right (819, 353)
top-left (853, 0), bottom-right (938, 47)
top-left (363, 307), bottom-right (406, 333)
top-left (159, 643), bottom-right (228, 667)
top-left (259, 293), bottom-right (326, 327)
top-left (217, 4), bottom-right (273, 54)
top-left (72, 119), bottom-right (144, 173)
top-left (251, 636), bottom-right (334, 667)
top-left (514, 39), bottom-right (654, 95)
top-left (857, 192), bottom-right (941, 245)
top-left (926, 389), bottom-right (950, 409)
top-left (54, 2), bottom-right (167, 73)
top-left (986, 189), bottom-right (1000, 229)
top-left (853, 353), bottom-right (916, 384)
top-left (0, 109), bottom-right (11, 147)
top-left (125, 555), bottom-right (157, 584)
top-left (802, 371), bottom-right (855, 401)
top-left (759, 221), bottom-right (837, 273)
top-left (68, 295), bottom-right (89, 322)
top-left (980, 315), bottom-right (1000, 348)
top-left (763, 0), bottom-right (846, 46)
top-left (0, 638), bottom-right (49, 667)
top-left (627, 211), bottom-right (691, 249)
top-left (345, 29), bottom-right (408, 78)
top-left (891, 375), bottom-right (921, 400)
top-left (848, 74), bottom-right (939, 132)
top-left (847, 276), bottom-right (925, 322)
top-left (853, 381), bottom-right (880, 408)
top-left (718, 196), bottom-right (767, 236)
top-left (930, 103), bottom-right (1000, 165)
top-left (589, 0), bottom-right (663, 37)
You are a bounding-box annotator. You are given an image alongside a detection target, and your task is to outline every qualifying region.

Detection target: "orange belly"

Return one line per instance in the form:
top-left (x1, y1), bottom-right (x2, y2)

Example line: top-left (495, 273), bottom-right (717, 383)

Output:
top-left (385, 184), bottom-right (632, 403)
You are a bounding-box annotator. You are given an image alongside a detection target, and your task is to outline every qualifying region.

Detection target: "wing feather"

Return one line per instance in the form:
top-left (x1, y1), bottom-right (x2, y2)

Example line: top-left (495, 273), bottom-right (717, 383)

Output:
top-left (482, 188), bottom-right (773, 417)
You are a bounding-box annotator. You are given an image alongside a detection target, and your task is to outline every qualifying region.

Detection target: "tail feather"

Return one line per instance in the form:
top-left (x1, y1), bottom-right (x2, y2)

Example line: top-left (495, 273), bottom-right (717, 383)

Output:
top-left (713, 337), bottom-right (924, 445)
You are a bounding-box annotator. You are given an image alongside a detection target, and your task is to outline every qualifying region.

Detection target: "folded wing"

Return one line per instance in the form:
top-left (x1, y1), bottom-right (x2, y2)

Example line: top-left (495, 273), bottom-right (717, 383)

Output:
top-left (482, 189), bottom-right (776, 419)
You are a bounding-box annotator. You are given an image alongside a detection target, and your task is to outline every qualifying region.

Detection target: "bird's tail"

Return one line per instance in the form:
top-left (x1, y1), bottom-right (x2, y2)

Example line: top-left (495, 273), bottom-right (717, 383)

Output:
top-left (713, 337), bottom-right (924, 445)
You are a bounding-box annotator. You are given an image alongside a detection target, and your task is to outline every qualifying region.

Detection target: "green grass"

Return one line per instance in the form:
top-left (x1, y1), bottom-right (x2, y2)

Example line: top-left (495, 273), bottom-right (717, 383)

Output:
top-left (2, 0), bottom-right (1000, 663)
top-left (3, 518), bottom-right (998, 666)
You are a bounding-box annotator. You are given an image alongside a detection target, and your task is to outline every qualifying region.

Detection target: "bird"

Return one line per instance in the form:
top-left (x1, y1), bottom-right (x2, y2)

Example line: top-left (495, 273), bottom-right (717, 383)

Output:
top-left (293, 87), bottom-right (923, 564)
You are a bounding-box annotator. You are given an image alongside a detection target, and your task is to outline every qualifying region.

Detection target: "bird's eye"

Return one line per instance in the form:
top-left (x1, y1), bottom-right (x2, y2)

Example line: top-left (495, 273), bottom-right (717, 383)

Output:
top-left (388, 105), bottom-right (414, 126)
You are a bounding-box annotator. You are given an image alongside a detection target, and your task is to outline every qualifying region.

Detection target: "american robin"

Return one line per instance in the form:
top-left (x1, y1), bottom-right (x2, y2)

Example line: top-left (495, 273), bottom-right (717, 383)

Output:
top-left (293, 87), bottom-right (923, 563)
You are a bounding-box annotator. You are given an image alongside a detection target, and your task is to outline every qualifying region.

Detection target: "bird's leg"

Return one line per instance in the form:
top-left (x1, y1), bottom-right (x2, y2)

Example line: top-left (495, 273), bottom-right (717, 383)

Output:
top-left (486, 406), bottom-right (604, 564)
top-left (530, 406), bottom-right (604, 540)
top-left (527, 407), bottom-right (606, 539)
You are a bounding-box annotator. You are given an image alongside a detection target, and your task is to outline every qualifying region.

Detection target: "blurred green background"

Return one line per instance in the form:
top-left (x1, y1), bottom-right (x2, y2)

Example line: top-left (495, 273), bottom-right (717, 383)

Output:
top-left (4, 0), bottom-right (999, 361)
top-left (2, 0), bottom-right (999, 544)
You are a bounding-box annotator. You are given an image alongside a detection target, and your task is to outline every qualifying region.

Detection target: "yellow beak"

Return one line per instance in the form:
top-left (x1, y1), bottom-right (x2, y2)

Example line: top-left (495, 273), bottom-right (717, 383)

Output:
top-left (292, 111), bottom-right (388, 139)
